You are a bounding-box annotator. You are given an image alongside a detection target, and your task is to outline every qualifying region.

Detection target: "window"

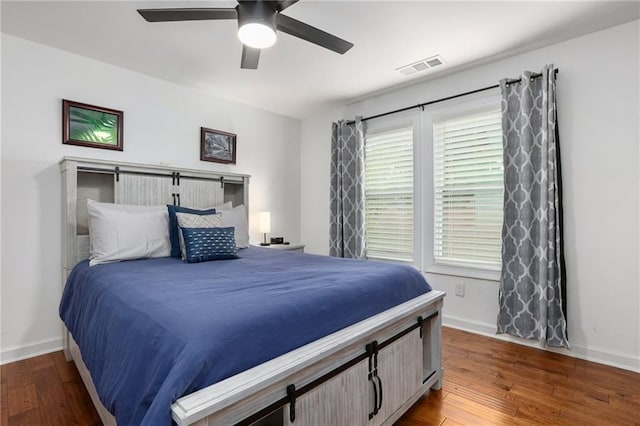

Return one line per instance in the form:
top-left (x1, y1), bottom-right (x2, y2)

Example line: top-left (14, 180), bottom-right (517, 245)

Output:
top-left (365, 125), bottom-right (414, 262)
top-left (432, 107), bottom-right (503, 271)
top-left (359, 96), bottom-right (502, 279)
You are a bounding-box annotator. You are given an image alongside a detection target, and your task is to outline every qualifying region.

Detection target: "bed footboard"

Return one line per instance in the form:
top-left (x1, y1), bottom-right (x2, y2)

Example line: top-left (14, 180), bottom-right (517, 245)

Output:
top-left (68, 291), bottom-right (444, 426)
top-left (176, 290), bottom-right (445, 426)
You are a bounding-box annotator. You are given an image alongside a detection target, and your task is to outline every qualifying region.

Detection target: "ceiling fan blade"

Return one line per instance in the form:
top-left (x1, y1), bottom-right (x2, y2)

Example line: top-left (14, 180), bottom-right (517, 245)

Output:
top-left (137, 8), bottom-right (237, 22)
top-left (241, 45), bottom-right (261, 69)
top-left (276, 14), bottom-right (353, 54)
top-left (275, 0), bottom-right (300, 11)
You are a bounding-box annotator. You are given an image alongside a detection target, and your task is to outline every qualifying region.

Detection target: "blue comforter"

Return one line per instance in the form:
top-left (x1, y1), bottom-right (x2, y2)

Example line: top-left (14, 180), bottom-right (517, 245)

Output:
top-left (60, 247), bottom-right (431, 425)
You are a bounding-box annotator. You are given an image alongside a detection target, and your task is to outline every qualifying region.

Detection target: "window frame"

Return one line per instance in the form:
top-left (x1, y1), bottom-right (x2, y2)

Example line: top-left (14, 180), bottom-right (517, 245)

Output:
top-left (364, 110), bottom-right (422, 267)
top-left (422, 93), bottom-right (502, 281)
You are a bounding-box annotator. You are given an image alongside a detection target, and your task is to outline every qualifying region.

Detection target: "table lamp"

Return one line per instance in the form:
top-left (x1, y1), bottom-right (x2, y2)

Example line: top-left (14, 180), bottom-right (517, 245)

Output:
top-left (258, 211), bottom-right (271, 246)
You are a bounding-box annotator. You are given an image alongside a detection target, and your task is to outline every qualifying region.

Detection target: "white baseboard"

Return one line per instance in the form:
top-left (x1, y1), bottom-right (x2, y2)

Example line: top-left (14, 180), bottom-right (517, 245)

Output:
top-left (0, 337), bottom-right (63, 365)
top-left (443, 314), bottom-right (640, 373)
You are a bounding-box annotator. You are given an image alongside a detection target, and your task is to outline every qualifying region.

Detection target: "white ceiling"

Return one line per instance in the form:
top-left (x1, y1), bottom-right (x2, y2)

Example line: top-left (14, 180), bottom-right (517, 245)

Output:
top-left (2, 1), bottom-right (639, 118)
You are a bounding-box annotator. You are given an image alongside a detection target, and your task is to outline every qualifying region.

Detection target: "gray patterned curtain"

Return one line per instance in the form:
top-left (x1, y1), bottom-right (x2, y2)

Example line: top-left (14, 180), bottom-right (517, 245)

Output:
top-left (497, 65), bottom-right (569, 348)
top-left (329, 118), bottom-right (366, 258)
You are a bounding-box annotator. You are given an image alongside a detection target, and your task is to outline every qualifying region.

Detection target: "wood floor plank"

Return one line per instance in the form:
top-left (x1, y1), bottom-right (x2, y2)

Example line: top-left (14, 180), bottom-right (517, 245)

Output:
top-left (24, 355), bottom-right (54, 373)
top-left (444, 380), bottom-right (518, 416)
top-left (1, 364), bottom-right (6, 386)
top-left (7, 408), bottom-right (44, 425)
top-left (397, 393), bottom-right (447, 424)
top-left (51, 352), bottom-right (79, 384)
top-left (7, 384), bottom-right (39, 417)
top-left (509, 360), bottom-right (568, 385)
top-left (520, 347), bottom-right (577, 370)
top-left (494, 367), bottom-right (558, 395)
top-left (552, 388), bottom-right (634, 425)
top-left (5, 361), bottom-right (32, 391)
top-left (440, 419), bottom-right (466, 426)
top-left (559, 407), bottom-right (635, 426)
top-left (573, 361), bottom-right (640, 393)
top-left (513, 395), bottom-right (561, 425)
top-left (510, 382), bottom-right (617, 424)
top-left (63, 380), bottom-right (101, 426)
top-left (395, 417), bottom-right (444, 426)
top-left (552, 381), bottom-right (609, 404)
top-left (445, 362), bottom-right (514, 393)
top-left (1, 366), bottom-right (8, 426)
top-left (464, 351), bottom-right (516, 372)
top-left (441, 392), bottom-right (523, 426)
top-left (396, 406), bottom-right (445, 426)
top-left (565, 375), bottom-right (640, 403)
top-left (424, 393), bottom-right (498, 426)
top-left (31, 366), bottom-right (77, 426)
top-left (513, 357), bottom-right (572, 377)
top-left (608, 395), bottom-right (640, 422)
top-left (446, 339), bottom-right (523, 366)
top-left (554, 388), bottom-right (636, 425)
top-left (445, 374), bottom-right (516, 405)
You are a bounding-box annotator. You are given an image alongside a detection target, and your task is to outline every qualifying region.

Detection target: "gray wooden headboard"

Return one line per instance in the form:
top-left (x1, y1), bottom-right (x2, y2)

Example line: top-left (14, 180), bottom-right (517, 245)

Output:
top-left (60, 157), bottom-right (251, 280)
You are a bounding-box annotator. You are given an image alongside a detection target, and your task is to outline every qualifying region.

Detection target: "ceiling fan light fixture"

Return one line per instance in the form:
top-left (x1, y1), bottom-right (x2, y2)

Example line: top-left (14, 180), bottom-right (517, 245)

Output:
top-left (238, 22), bottom-right (277, 49)
top-left (138, 0), bottom-right (354, 70)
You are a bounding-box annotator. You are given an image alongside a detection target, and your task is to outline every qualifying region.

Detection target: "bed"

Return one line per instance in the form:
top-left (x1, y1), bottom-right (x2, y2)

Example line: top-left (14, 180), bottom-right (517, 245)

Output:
top-left (60, 157), bottom-right (445, 426)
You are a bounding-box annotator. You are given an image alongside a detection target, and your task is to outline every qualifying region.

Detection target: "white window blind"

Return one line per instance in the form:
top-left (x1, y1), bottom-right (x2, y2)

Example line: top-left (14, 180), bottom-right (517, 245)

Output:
top-left (365, 126), bottom-right (414, 262)
top-left (433, 108), bottom-right (503, 270)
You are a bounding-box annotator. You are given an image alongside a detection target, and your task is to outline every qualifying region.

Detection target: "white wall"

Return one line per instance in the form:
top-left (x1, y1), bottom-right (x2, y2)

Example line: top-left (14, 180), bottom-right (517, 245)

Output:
top-left (300, 21), bottom-right (640, 371)
top-left (0, 34), bottom-right (301, 362)
top-left (300, 106), bottom-right (345, 255)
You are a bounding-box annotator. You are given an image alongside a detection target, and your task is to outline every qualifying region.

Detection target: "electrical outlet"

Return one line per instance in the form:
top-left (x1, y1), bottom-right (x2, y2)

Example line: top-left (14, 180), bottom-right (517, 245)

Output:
top-left (455, 282), bottom-right (465, 297)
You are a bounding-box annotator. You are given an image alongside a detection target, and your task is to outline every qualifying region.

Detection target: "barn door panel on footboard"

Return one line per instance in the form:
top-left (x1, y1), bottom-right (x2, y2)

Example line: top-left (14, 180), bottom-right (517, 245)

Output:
top-left (373, 328), bottom-right (423, 425)
top-left (281, 328), bottom-right (424, 426)
top-left (283, 360), bottom-right (371, 426)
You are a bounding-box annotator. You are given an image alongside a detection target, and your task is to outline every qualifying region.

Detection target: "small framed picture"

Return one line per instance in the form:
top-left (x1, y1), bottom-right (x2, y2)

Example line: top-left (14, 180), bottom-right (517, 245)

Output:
top-left (62, 100), bottom-right (123, 151)
top-left (200, 127), bottom-right (237, 164)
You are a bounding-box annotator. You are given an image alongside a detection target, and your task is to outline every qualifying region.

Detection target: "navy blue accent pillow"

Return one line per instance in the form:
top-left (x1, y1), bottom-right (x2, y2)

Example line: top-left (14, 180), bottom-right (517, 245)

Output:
top-left (181, 226), bottom-right (238, 263)
top-left (167, 206), bottom-right (216, 258)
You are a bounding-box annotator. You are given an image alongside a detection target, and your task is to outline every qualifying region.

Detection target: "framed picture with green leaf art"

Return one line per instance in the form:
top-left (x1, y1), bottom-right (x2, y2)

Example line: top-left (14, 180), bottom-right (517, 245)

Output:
top-left (62, 100), bottom-right (123, 151)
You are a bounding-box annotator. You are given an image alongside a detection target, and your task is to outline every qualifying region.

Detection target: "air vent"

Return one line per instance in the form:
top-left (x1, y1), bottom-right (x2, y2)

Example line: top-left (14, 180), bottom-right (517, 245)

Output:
top-left (426, 57), bottom-right (443, 67)
top-left (396, 55), bottom-right (444, 76)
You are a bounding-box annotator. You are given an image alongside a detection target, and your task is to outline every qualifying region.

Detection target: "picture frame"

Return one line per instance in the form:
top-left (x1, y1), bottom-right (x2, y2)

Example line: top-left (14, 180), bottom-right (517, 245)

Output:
top-left (200, 127), bottom-right (237, 164)
top-left (63, 99), bottom-right (123, 151)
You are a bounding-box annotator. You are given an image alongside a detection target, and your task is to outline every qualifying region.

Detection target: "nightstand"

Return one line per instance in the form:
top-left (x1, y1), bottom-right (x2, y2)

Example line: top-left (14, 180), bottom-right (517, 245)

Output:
top-left (264, 244), bottom-right (305, 253)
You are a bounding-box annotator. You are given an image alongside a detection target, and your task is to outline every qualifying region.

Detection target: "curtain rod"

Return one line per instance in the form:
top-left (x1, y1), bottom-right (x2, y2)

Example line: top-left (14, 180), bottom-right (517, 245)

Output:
top-left (346, 68), bottom-right (558, 125)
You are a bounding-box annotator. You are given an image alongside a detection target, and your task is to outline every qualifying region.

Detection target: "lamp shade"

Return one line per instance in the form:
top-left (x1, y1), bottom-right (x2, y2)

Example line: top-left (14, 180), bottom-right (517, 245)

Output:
top-left (258, 211), bottom-right (271, 234)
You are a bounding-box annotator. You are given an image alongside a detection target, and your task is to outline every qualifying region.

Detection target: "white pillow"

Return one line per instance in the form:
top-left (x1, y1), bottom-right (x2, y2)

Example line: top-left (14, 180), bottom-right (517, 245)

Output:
top-left (219, 205), bottom-right (250, 249)
top-left (213, 201), bottom-right (233, 211)
top-left (87, 200), bottom-right (170, 266)
top-left (89, 201), bottom-right (165, 256)
top-left (175, 212), bottom-right (223, 260)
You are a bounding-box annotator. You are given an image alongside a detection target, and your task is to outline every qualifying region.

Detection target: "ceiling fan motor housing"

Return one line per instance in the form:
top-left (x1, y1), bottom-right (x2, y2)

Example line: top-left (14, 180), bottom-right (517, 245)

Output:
top-left (237, 2), bottom-right (278, 31)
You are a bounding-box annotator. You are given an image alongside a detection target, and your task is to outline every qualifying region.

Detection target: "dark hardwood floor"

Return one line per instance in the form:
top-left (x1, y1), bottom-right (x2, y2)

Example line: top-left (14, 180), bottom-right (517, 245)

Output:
top-left (397, 327), bottom-right (640, 425)
top-left (2, 327), bottom-right (639, 425)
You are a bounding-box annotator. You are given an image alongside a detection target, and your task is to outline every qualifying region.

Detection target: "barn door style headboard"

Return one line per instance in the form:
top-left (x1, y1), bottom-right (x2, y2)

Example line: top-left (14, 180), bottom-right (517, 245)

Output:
top-left (60, 156), bottom-right (250, 280)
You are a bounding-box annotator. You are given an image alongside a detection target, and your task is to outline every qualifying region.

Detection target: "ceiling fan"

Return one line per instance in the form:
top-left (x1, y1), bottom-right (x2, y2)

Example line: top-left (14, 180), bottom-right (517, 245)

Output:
top-left (137, 0), bottom-right (354, 70)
